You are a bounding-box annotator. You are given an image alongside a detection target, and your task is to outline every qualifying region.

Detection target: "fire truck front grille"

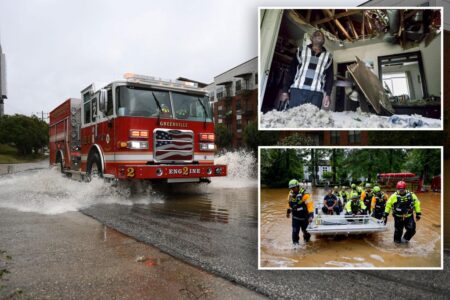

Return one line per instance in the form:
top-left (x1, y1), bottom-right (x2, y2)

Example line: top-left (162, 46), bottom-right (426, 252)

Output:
top-left (153, 129), bottom-right (194, 163)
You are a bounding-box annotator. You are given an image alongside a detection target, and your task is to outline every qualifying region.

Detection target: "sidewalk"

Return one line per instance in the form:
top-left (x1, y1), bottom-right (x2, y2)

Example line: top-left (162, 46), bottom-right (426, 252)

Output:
top-left (0, 159), bottom-right (49, 176)
top-left (0, 208), bottom-right (264, 300)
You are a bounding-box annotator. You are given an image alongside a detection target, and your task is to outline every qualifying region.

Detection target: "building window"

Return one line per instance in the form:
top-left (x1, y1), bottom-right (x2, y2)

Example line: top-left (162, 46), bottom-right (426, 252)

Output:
top-left (225, 85), bottom-right (232, 97)
top-left (382, 72), bottom-right (410, 98)
top-left (349, 131), bottom-right (361, 144)
top-left (236, 100), bottom-right (241, 112)
top-left (235, 80), bottom-right (241, 93)
top-left (255, 73), bottom-right (258, 85)
top-left (217, 91), bottom-right (223, 100)
top-left (330, 131), bottom-right (340, 145)
top-left (244, 78), bottom-right (250, 90)
top-left (237, 119), bottom-right (242, 133)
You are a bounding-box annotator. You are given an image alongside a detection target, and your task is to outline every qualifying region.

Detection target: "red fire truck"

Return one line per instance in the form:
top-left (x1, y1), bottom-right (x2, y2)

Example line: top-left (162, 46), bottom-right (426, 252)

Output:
top-left (49, 73), bottom-right (227, 183)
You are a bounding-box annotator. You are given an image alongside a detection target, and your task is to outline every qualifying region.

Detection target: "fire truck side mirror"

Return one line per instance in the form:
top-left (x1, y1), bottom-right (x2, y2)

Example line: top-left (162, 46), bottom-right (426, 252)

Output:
top-left (99, 89), bottom-right (107, 113)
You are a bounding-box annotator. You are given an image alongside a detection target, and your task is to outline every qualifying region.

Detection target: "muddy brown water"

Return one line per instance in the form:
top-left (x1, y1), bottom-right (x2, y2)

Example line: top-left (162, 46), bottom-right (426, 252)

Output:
top-left (260, 186), bottom-right (442, 268)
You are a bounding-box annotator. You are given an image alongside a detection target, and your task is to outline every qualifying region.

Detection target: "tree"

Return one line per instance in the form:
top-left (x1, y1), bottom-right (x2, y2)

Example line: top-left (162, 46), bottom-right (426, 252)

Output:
top-left (278, 133), bottom-right (315, 146)
top-left (215, 124), bottom-right (232, 151)
top-left (403, 149), bottom-right (441, 184)
top-left (243, 121), bottom-right (279, 155)
top-left (0, 114), bottom-right (49, 155)
top-left (260, 148), bottom-right (303, 187)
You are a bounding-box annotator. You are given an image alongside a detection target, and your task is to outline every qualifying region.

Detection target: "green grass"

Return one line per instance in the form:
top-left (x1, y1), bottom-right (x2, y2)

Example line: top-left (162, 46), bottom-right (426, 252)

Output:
top-left (0, 144), bottom-right (47, 164)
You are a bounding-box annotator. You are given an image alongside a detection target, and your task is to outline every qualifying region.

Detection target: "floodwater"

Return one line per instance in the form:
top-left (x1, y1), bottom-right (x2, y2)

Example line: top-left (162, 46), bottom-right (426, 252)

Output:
top-left (260, 187), bottom-right (442, 268)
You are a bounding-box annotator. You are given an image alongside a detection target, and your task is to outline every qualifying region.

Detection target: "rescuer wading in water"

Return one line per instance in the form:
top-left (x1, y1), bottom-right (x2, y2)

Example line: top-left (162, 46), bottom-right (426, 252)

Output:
top-left (286, 179), bottom-right (314, 245)
top-left (383, 181), bottom-right (421, 243)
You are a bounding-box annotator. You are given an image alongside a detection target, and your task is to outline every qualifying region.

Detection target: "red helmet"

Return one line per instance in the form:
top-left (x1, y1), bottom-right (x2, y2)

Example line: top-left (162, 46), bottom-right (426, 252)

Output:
top-left (396, 181), bottom-right (407, 190)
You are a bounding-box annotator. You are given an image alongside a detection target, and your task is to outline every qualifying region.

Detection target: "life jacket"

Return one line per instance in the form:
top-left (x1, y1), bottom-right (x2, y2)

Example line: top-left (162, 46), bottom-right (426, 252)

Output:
top-left (350, 200), bottom-right (362, 214)
top-left (362, 191), bottom-right (373, 207)
top-left (393, 192), bottom-right (414, 216)
top-left (352, 188), bottom-right (362, 196)
top-left (290, 190), bottom-right (309, 218)
top-left (373, 193), bottom-right (386, 212)
top-left (340, 192), bottom-right (348, 201)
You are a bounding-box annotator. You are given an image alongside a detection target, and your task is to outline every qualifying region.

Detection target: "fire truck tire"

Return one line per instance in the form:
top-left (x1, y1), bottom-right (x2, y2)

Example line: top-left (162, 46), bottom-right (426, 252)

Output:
top-left (86, 152), bottom-right (103, 181)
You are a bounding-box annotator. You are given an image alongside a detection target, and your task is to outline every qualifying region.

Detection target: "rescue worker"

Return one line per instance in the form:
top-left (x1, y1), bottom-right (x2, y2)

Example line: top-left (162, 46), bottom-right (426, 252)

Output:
top-left (371, 186), bottom-right (388, 220)
top-left (286, 179), bottom-right (314, 245)
top-left (333, 186), bottom-right (343, 213)
top-left (322, 188), bottom-right (340, 215)
top-left (383, 181), bottom-right (421, 244)
top-left (344, 192), bottom-right (367, 216)
top-left (339, 186), bottom-right (349, 205)
top-left (360, 183), bottom-right (374, 214)
top-left (351, 183), bottom-right (362, 196)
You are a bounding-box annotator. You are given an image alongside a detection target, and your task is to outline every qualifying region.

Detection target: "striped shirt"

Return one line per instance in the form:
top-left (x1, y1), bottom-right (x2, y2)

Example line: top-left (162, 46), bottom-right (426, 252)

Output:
top-left (283, 44), bottom-right (333, 96)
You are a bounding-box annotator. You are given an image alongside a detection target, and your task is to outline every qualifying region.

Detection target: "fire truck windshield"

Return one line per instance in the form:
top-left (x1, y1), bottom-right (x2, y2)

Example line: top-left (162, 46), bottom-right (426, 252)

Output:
top-left (117, 86), bottom-right (212, 122)
top-left (171, 92), bottom-right (212, 122)
top-left (117, 86), bottom-right (171, 117)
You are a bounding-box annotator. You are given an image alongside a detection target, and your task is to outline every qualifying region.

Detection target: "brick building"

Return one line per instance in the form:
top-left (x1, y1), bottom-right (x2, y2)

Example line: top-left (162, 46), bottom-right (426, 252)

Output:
top-left (207, 57), bottom-right (258, 148)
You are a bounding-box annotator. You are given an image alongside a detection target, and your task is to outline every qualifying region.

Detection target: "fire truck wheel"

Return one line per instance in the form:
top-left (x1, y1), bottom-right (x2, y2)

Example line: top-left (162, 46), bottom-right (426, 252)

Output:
top-left (86, 152), bottom-right (103, 181)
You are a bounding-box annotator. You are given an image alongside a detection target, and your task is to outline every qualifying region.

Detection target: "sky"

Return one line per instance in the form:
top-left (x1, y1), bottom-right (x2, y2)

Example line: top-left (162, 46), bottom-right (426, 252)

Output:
top-left (0, 0), bottom-right (365, 117)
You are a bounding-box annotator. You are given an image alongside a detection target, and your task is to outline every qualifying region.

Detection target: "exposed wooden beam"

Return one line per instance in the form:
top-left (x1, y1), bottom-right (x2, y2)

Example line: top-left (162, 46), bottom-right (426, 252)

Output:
top-left (327, 20), bottom-right (338, 37)
top-left (311, 10), bottom-right (360, 26)
top-left (361, 13), bottom-right (365, 39)
top-left (365, 14), bottom-right (373, 35)
top-left (322, 9), bottom-right (353, 41)
top-left (306, 10), bottom-right (311, 23)
top-left (348, 16), bottom-right (359, 39)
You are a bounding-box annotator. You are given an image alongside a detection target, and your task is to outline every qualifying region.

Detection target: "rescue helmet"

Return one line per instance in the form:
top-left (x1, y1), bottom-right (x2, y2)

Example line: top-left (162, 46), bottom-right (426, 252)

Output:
top-left (334, 186), bottom-right (338, 190)
top-left (373, 186), bottom-right (381, 193)
top-left (351, 192), bottom-right (359, 200)
top-left (288, 179), bottom-right (299, 189)
top-left (365, 183), bottom-right (372, 189)
top-left (351, 183), bottom-right (356, 188)
top-left (396, 181), bottom-right (407, 190)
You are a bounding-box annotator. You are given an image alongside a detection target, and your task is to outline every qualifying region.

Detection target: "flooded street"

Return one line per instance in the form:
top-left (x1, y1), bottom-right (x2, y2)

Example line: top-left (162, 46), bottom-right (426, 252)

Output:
top-left (0, 154), bottom-right (449, 299)
top-left (260, 187), bottom-right (442, 268)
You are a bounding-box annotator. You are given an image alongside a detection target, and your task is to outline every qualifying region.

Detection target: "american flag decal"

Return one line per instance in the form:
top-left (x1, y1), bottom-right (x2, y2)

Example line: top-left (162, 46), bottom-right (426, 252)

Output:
top-left (154, 129), bottom-right (194, 162)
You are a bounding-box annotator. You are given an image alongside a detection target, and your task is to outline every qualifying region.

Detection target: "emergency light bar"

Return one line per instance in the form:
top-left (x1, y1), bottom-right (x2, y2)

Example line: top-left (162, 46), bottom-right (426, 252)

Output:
top-left (124, 73), bottom-right (203, 90)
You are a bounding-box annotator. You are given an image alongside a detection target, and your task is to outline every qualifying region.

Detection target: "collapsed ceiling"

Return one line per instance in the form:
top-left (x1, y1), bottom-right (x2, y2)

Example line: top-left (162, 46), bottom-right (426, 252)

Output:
top-left (287, 9), bottom-right (442, 49)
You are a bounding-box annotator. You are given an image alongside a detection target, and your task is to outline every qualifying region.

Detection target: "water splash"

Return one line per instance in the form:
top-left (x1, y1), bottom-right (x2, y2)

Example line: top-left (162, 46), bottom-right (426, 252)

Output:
top-left (0, 168), bottom-right (163, 215)
top-left (0, 149), bottom-right (257, 215)
top-left (212, 150), bottom-right (257, 188)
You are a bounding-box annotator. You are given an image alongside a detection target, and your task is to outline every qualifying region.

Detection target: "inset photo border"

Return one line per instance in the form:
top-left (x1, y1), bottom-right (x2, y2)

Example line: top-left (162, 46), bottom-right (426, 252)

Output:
top-left (258, 7), bottom-right (444, 131)
top-left (258, 146), bottom-right (443, 270)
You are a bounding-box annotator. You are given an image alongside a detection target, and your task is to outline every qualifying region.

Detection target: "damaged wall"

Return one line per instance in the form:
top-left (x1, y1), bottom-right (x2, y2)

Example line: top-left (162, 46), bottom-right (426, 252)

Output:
top-left (332, 34), bottom-right (441, 97)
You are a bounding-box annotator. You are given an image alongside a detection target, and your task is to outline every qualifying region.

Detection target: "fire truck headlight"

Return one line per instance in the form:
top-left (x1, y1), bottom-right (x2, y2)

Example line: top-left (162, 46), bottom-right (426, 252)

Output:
top-left (215, 167), bottom-right (222, 175)
top-left (156, 168), bottom-right (163, 176)
top-left (207, 168), bottom-right (212, 175)
top-left (200, 143), bottom-right (215, 151)
top-left (127, 141), bottom-right (149, 149)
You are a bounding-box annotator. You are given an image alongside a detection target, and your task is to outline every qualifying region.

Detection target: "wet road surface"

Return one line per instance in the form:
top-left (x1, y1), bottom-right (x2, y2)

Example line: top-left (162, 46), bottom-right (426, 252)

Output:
top-left (260, 187), bottom-right (441, 268)
top-left (0, 208), bottom-right (264, 300)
